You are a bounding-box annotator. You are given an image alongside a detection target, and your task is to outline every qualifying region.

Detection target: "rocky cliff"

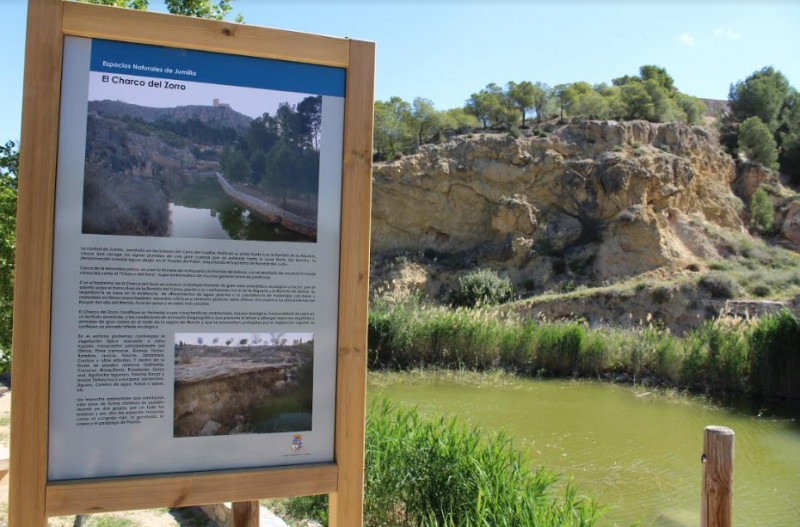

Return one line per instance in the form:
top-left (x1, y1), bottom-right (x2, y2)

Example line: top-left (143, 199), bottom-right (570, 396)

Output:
top-left (372, 120), bottom-right (748, 285)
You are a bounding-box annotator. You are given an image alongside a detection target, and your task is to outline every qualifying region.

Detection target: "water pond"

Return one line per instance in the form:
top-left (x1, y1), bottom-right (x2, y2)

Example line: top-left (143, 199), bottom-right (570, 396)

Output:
top-left (169, 178), bottom-right (311, 242)
top-left (369, 372), bottom-right (800, 526)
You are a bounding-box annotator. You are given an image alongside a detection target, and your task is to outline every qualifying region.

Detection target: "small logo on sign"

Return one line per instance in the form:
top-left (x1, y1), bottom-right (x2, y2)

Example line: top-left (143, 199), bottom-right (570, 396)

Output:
top-left (291, 434), bottom-right (304, 452)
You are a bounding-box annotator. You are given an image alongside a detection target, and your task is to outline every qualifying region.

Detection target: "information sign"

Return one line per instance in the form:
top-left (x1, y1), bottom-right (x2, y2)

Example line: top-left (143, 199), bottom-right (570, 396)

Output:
top-left (10, 2), bottom-right (373, 526)
top-left (51, 35), bottom-right (344, 480)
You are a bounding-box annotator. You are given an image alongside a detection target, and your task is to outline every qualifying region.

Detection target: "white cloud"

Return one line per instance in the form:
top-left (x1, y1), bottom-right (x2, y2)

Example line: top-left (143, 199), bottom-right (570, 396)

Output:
top-left (677, 33), bottom-right (696, 47)
top-left (714, 28), bottom-right (742, 41)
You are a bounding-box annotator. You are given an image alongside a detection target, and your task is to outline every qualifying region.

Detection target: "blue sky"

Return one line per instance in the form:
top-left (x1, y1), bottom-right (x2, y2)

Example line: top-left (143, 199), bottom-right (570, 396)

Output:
top-left (1, 0), bottom-right (799, 144)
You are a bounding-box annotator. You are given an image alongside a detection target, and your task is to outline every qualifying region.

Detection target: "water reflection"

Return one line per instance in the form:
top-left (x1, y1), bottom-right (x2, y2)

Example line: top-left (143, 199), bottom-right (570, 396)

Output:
top-left (168, 178), bottom-right (312, 242)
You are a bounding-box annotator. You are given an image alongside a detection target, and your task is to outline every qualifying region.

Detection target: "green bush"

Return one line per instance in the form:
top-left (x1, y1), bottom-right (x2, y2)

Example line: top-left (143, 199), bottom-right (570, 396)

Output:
top-left (749, 187), bottom-right (774, 233)
top-left (448, 268), bottom-right (514, 308)
top-left (698, 272), bottom-right (738, 299)
top-left (738, 116), bottom-right (779, 169)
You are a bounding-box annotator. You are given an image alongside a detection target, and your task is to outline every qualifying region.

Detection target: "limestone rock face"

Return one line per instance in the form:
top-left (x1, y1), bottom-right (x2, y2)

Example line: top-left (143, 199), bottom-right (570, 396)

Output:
top-left (732, 161), bottom-right (774, 202)
top-left (372, 120), bottom-right (745, 280)
top-left (782, 200), bottom-right (800, 245)
top-left (491, 195), bottom-right (538, 237)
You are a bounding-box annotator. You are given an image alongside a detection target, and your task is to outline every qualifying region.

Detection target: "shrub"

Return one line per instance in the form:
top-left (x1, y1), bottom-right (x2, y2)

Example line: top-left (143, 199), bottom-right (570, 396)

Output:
top-left (738, 116), bottom-right (779, 169)
top-left (448, 269), bottom-right (514, 308)
top-left (651, 285), bottom-right (673, 304)
top-left (559, 279), bottom-right (577, 293)
top-left (698, 273), bottom-right (738, 299)
top-left (749, 187), bottom-right (774, 233)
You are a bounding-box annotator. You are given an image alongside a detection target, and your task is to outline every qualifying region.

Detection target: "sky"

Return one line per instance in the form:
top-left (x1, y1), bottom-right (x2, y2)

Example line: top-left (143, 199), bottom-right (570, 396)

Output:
top-left (1, 0), bottom-right (799, 144)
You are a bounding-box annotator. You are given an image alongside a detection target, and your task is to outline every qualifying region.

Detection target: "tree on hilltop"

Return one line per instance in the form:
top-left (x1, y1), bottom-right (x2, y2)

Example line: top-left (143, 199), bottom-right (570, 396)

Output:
top-left (639, 65), bottom-right (675, 91)
top-left (723, 66), bottom-right (799, 182)
top-left (373, 97), bottom-right (413, 160)
top-left (409, 97), bottom-right (442, 146)
top-left (531, 82), bottom-right (552, 123)
top-left (507, 81), bottom-right (535, 127)
top-left (466, 84), bottom-right (514, 129)
top-left (729, 67), bottom-right (791, 132)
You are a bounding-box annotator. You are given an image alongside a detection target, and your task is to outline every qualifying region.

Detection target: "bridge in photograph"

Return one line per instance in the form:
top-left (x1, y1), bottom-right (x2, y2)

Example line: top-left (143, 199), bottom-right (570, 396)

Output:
top-left (216, 173), bottom-right (317, 239)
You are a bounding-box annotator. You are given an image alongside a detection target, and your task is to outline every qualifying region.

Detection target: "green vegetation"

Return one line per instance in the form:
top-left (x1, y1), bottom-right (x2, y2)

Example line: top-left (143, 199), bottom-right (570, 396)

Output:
top-left (80, 0), bottom-right (241, 22)
top-left (448, 268), bottom-right (515, 308)
top-left (0, 141), bottom-right (16, 372)
top-left (373, 64), bottom-right (707, 160)
top-left (363, 401), bottom-right (602, 527)
top-left (465, 65), bottom-right (705, 130)
top-left (373, 96), bottom-right (479, 160)
top-left (738, 116), bottom-right (779, 169)
top-left (721, 66), bottom-right (800, 182)
top-left (749, 310), bottom-right (800, 399)
top-left (221, 95), bottom-right (321, 209)
top-left (749, 187), bottom-right (775, 233)
top-left (277, 401), bottom-right (602, 527)
top-left (368, 297), bottom-right (800, 399)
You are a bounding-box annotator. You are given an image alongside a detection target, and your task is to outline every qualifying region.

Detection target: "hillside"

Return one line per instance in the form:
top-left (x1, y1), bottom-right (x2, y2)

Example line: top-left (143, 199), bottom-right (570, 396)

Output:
top-left (370, 120), bottom-right (800, 333)
top-left (89, 100), bottom-right (253, 131)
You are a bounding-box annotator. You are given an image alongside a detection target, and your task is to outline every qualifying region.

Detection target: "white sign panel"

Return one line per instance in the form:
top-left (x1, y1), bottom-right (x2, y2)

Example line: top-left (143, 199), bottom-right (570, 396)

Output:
top-left (49, 37), bottom-right (345, 480)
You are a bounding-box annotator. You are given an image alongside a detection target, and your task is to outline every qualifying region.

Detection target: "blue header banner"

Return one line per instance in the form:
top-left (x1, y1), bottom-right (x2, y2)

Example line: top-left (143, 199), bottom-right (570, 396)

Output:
top-left (90, 39), bottom-right (346, 97)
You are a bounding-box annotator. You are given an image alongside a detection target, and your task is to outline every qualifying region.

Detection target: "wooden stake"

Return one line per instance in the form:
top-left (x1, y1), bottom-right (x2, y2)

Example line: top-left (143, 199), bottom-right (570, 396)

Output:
top-left (702, 425), bottom-right (734, 527)
top-left (232, 501), bottom-right (259, 527)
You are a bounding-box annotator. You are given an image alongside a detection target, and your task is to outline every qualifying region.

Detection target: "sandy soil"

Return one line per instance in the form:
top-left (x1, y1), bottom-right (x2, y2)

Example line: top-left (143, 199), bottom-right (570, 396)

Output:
top-left (0, 382), bottom-right (216, 527)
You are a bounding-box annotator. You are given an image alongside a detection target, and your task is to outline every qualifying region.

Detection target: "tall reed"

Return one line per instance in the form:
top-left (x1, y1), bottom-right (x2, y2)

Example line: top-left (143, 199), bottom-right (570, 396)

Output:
top-left (364, 400), bottom-right (603, 527)
top-left (368, 297), bottom-right (800, 398)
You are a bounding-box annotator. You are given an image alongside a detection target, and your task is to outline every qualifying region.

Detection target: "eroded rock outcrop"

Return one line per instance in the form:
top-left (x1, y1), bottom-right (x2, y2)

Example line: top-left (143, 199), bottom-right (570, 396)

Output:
top-left (174, 364), bottom-right (300, 437)
top-left (372, 121), bottom-right (745, 282)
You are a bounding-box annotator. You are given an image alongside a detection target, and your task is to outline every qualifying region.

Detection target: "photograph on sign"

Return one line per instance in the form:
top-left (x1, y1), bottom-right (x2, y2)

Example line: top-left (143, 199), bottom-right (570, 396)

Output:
top-left (83, 76), bottom-right (322, 242)
top-left (173, 331), bottom-right (314, 437)
top-left (47, 37), bottom-right (345, 481)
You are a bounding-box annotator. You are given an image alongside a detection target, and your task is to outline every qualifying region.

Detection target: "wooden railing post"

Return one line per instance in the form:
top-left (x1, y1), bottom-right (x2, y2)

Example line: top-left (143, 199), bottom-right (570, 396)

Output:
top-left (232, 501), bottom-right (259, 527)
top-left (702, 425), bottom-right (734, 527)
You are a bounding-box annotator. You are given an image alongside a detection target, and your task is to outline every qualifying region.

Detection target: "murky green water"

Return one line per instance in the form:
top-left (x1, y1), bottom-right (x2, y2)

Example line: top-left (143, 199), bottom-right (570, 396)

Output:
top-left (169, 178), bottom-right (310, 242)
top-left (369, 373), bottom-right (800, 526)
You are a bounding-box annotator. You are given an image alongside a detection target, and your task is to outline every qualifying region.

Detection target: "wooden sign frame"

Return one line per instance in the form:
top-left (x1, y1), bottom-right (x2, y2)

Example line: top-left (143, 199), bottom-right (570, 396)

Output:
top-left (10, 1), bottom-right (374, 526)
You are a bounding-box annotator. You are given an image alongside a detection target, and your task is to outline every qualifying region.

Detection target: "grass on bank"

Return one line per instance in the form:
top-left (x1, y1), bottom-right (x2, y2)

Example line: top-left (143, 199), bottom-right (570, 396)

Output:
top-left (368, 296), bottom-right (800, 398)
top-left (273, 400), bottom-right (603, 527)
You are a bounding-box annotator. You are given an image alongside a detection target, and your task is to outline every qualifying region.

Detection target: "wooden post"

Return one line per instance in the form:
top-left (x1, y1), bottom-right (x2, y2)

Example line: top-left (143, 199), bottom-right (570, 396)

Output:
top-left (702, 425), bottom-right (734, 527)
top-left (232, 501), bottom-right (259, 527)
top-left (328, 38), bottom-right (374, 527)
top-left (9, 0), bottom-right (64, 525)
